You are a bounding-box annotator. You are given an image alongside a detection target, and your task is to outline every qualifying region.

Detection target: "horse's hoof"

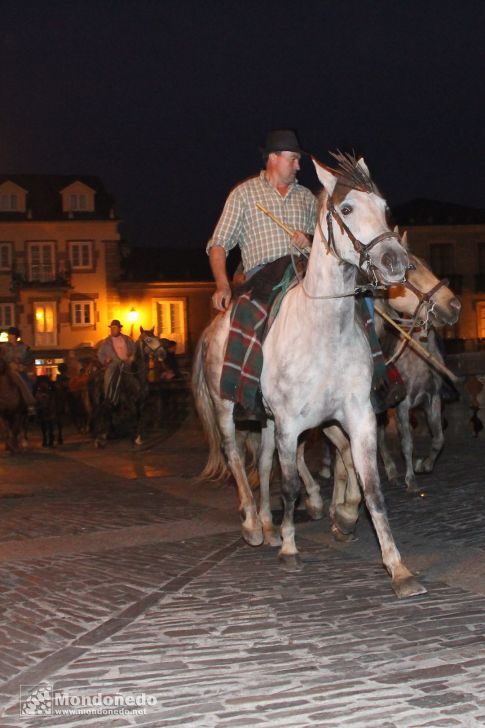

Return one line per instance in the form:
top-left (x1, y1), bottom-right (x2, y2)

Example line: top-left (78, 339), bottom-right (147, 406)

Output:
top-left (331, 523), bottom-right (355, 543)
top-left (263, 530), bottom-right (282, 547)
top-left (392, 575), bottom-right (427, 599)
top-left (405, 483), bottom-right (424, 497)
top-left (304, 498), bottom-right (324, 521)
top-left (241, 525), bottom-right (264, 547)
top-left (278, 553), bottom-right (304, 572)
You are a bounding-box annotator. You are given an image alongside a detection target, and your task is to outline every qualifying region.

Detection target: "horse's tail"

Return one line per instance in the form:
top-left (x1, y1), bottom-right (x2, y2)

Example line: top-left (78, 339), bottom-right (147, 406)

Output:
top-left (192, 329), bottom-right (231, 481)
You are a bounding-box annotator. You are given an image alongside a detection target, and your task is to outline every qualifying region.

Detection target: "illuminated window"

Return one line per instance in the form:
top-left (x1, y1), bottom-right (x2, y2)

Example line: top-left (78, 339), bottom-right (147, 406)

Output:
top-left (155, 299), bottom-right (186, 353)
top-left (0, 243), bottom-right (12, 271)
top-left (69, 241), bottom-right (93, 269)
top-left (34, 301), bottom-right (57, 347)
top-left (28, 242), bottom-right (55, 282)
top-left (477, 302), bottom-right (485, 339)
top-left (71, 301), bottom-right (94, 326)
top-left (0, 303), bottom-right (14, 328)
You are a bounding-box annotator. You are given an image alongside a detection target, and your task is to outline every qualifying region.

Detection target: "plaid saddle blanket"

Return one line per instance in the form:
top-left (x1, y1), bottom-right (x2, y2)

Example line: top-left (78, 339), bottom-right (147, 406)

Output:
top-left (220, 256), bottom-right (295, 411)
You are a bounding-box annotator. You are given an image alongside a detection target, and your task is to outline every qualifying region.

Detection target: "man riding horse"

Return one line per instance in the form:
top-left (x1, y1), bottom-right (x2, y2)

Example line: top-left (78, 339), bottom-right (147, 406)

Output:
top-left (97, 319), bottom-right (136, 404)
top-left (207, 129), bottom-right (316, 421)
top-left (207, 129), bottom-right (396, 422)
top-left (2, 326), bottom-right (36, 414)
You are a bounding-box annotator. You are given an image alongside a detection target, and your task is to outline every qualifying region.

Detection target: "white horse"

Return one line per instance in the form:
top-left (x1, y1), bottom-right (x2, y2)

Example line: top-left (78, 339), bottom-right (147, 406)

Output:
top-left (193, 152), bottom-right (425, 598)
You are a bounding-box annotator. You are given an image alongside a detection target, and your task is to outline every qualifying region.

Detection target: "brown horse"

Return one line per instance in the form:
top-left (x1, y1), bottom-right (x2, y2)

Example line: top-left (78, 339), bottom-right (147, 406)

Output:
top-left (0, 355), bottom-right (27, 452)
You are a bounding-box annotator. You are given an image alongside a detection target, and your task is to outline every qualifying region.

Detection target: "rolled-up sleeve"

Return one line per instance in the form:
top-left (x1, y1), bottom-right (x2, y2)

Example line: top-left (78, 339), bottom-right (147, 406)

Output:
top-left (206, 187), bottom-right (245, 256)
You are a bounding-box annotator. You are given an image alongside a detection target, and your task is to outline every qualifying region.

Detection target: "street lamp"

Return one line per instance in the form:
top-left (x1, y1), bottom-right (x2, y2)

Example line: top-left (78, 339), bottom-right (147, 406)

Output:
top-left (128, 307), bottom-right (139, 338)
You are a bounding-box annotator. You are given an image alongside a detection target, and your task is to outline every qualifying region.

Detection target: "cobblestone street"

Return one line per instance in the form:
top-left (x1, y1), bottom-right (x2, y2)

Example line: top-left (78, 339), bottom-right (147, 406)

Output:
top-left (0, 412), bottom-right (484, 727)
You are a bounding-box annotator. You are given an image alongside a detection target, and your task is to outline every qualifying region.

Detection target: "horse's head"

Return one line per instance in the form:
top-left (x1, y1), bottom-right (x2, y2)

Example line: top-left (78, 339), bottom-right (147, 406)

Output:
top-left (138, 327), bottom-right (167, 363)
top-left (313, 152), bottom-right (408, 286)
top-left (387, 249), bottom-right (461, 327)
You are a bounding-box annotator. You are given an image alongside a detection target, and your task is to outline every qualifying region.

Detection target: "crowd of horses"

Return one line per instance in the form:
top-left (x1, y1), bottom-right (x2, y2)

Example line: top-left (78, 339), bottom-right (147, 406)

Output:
top-left (0, 327), bottom-right (179, 452)
top-left (192, 152), bottom-right (462, 599)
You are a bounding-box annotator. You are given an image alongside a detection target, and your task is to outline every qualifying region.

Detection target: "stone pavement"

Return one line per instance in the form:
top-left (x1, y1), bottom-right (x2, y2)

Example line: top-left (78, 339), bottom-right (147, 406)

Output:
top-left (0, 414), bottom-right (484, 727)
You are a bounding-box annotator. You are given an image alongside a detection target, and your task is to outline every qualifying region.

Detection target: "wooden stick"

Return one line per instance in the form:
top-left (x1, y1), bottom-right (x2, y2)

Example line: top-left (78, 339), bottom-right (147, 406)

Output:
top-left (375, 304), bottom-right (461, 384)
top-left (255, 202), bottom-right (310, 258)
top-left (255, 202), bottom-right (295, 236)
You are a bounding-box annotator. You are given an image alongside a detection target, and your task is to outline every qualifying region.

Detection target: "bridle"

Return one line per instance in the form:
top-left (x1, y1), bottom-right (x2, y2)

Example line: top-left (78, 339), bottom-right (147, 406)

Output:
top-left (139, 333), bottom-right (166, 360)
top-left (384, 275), bottom-right (449, 364)
top-left (403, 277), bottom-right (449, 327)
top-left (388, 275), bottom-right (450, 335)
top-left (325, 196), bottom-right (404, 287)
top-left (300, 194), bottom-right (407, 300)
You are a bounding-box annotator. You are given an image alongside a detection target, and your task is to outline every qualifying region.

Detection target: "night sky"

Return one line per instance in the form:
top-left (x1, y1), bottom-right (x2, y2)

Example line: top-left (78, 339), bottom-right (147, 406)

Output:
top-left (1, 0), bottom-right (483, 249)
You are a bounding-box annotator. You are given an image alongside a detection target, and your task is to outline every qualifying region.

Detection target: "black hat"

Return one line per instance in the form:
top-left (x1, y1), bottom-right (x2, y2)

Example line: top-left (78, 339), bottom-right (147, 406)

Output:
top-left (261, 129), bottom-right (305, 155)
top-left (7, 326), bottom-right (20, 337)
top-left (109, 319), bottom-right (123, 328)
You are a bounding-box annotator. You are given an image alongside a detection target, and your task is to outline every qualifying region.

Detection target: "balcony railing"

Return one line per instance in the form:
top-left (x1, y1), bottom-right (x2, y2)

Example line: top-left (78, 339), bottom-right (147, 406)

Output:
top-left (11, 266), bottom-right (71, 289)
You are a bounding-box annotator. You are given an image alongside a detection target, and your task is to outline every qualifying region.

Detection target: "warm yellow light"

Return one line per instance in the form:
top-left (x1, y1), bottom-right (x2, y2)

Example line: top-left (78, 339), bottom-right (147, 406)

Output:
top-left (35, 309), bottom-right (43, 321)
top-left (128, 307), bottom-right (139, 323)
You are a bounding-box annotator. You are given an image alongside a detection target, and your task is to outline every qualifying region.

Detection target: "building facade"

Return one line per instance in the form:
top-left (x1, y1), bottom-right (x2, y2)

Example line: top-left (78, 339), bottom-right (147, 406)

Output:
top-left (0, 175), bottom-right (214, 374)
top-left (0, 174), bottom-right (121, 373)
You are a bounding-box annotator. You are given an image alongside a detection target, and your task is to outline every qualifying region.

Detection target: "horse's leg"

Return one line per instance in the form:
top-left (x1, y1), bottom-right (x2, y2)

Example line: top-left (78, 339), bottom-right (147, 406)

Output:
top-left (297, 440), bottom-right (324, 520)
top-left (348, 410), bottom-right (426, 598)
top-left (395, 399), bottom-right (420, 493)
top-left (258, 419), bottom-right (281, 546)
top-left (319, 437), bottom-right (332, 479)
top-left (276, 429), bottom-right (302, 571)
top-left (40, 419), bottom-right (48, 447)
top-left (325, 425), bottom-right (361, 541)
top-left (57, 418), bottom-right (64, 445)
top-left (377, 414), bottom-right (400, 487)
top-left (218, 408), bottom-right (263, 546)
top-left (415, 394), bottom-right (444, 473)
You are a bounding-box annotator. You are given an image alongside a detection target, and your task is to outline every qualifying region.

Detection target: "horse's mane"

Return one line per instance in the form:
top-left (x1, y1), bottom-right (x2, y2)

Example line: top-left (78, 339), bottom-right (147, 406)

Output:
top-left (329, 150), bottom-right (379, 194)
top-left (316, 150), bottom-right (382, 213)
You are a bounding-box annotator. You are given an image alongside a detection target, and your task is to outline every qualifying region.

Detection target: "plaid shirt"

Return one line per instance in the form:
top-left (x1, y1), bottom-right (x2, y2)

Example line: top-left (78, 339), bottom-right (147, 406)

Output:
top-left (207, 171), bottom-right (317, 273)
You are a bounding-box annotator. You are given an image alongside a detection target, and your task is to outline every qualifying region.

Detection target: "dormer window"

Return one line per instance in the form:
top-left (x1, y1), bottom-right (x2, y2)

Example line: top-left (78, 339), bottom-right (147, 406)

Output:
top-left (0, 181), bottom-right (27, 212)
top-left (60, 181), bottom-right (95, 213)
top-left (0, 194), bottom-right (18, 211)
top-left (69, 194), bottom-right (87, 211)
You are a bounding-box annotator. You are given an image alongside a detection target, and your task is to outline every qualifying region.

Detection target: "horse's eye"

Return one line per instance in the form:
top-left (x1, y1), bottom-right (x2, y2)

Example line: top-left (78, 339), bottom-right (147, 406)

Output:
top-left (341, 205), bottom-right (352, 216)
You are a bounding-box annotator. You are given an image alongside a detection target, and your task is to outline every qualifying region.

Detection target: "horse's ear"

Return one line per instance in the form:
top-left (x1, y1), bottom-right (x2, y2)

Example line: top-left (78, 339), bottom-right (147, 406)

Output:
top-left (401, 230), bottom-right (408, 248)
top-left (312, 157), bottom-right (338, 196)
top-left (140, 326), bottom-right (145, 334)
top-left (356, 157), bottom-right (370, 178)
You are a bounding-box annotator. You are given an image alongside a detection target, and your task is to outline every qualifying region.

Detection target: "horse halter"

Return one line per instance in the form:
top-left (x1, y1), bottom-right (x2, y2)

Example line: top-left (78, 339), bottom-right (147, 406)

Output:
top-left (326, 197), bottom-right (405, 287)
top-left (140, 333), bottom-right (166, 360)
top-left (403, 276), bottom-right (450, 329)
